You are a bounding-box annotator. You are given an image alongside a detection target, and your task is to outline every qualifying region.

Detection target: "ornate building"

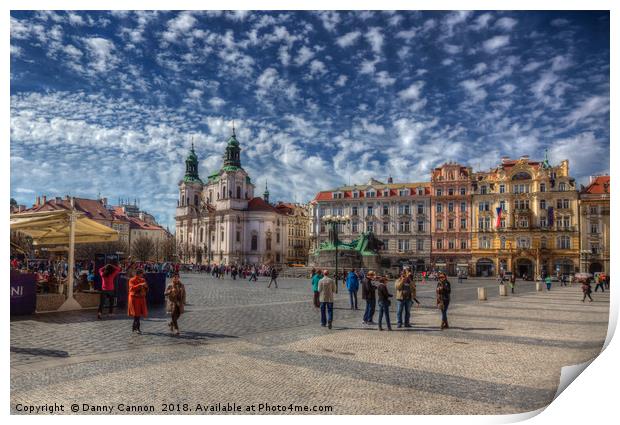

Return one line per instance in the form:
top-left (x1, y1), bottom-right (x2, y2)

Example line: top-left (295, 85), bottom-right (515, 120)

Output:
top-left (579, 176), bottom-right (610, 274)
top-left (175, 129), bottom-right (288, 265)
top-left (430, 162), bottom-right (473, 276)
top-left (310, 178), bottom-right (431, 270)
top-left (275, 202), bottom-right (311, 264)
top-left (470, 154), bottom-right (580, 278)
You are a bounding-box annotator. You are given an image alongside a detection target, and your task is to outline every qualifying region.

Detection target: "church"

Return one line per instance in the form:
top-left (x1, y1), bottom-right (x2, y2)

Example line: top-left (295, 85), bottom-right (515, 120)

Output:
top-left (175, 127), bottom-right (289, 265)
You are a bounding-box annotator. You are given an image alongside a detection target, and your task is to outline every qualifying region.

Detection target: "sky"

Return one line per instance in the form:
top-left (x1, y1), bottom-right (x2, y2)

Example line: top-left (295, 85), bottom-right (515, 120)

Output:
top-left (10, 10), bottom-right (610, 230)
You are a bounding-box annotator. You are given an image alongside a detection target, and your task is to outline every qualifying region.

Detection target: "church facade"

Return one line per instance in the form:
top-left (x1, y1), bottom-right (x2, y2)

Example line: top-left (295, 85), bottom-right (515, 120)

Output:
top-left (175, 130), bottom-right (288, 265)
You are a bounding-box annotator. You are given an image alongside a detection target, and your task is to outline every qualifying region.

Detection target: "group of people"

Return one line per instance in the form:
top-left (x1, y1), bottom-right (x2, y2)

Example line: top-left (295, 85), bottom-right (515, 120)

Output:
top-left (310, 267), bottom-right (452, 331)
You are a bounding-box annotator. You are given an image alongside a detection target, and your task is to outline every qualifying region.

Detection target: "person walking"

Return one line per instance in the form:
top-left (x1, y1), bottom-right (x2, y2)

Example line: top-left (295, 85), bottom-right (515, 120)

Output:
top-left (165, 273), bottom-right (186, 335)
top-left (97, 262), bottom-right (122, 320)
top-left (267, 267), bottom-right (278, 288)
top-left (509, 274), bottom-right (516, 294)
top-left (605, 274), bottom-right (610, 290)
top-left (436, 273), bottom-right (451, 330)
top-left (249, 266), bottom-right (258, 282)
top-left (361, 271), bottom-right (377, 325)
top-left (318, 270), bottom-right (336, 329)
top-left (346, 269), bottom-right (360, 310)
top-left (395, 273), bottom-right (413, 328)
top-left (377, 276), bottom-right (393, 331)
top-left (582, 279), bottom-right (593, 302)
top-left (128, 269), bottom-right (148, 334)
top-left (311, 269), bottom-right (322, 308)
top-left (595, 274), bottom-right (605, 292)
top-left (545, 275), bottom-right (552, 291)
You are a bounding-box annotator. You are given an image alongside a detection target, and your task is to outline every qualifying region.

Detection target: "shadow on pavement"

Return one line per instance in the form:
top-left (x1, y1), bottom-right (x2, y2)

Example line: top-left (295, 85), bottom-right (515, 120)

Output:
top-left (11, 346), bottom-right (69, 358)
top-left (140, 331), bottom-right (239, 341)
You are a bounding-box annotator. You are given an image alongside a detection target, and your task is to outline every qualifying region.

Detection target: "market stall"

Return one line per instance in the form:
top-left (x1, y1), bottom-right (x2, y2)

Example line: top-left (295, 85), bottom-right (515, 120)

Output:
top-left (10, 207), bottom-right (119, 312)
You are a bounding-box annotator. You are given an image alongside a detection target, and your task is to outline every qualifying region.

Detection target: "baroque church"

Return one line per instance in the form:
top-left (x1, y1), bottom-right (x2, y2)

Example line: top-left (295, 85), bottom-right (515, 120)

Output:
top-left (175, 127), bottom-right (289, 265)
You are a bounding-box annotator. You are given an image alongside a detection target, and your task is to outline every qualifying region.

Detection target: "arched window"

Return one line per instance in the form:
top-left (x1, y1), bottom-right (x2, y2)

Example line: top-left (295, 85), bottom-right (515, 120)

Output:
top-left (500, 236), bottom-right (506, 249)
top-left (237, 186), bottom-right (241, 199)
top-left (251, 235), bottom-right (258, 251)
top-left (266, 236), bottom-right (272, 251)
top-left (194, 194), bottom-right (199, 206)
top-left (512, 172), bottom-right (532, 180)
top-left (199, 228), bottom-right (204, 243)
top-left (222, 186), bottom-right (226, 199)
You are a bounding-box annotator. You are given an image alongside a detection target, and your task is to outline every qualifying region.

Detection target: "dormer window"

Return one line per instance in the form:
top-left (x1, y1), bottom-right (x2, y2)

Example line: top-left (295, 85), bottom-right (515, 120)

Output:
top-left (332, 192), bottom-right (343, 199)
top-left (417, 187), bottom-right (424, 195)
top-left (353, 191), bottom-right (359, 198)
top-left (383, 189), bottom-right (389, 197)
top-left (398, 188), bottom-right (410, 197)
top-left (366, 190), bottom-right (376, 198)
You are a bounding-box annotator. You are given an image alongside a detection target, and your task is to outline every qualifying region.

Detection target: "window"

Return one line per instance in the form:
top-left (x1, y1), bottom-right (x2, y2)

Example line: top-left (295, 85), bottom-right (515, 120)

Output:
top-left (383, 222), bottom-right (389, 233)
top-left (276, 232), bottom-right (280, 243)
top-left (590, 223), bottom-right (599, 234)
top-left (460, 239), bottom-right (467, 249)
top-left (516, 199), bottom-right (530, 210)
top-left (417, 239), bottom-right (424, 251)
top-left (381, 239), bottom-right (389, 250)
top-left (398, 239), bottom-right (410, 252)
top-left (448, 202), bottom-right (454, 212)
top-left (479, 236), bottom-right (491, 249)
top-left (398, 204), bottom-right (410, 215)
top-left (448, 239), bottom-right (455, 249)
top-left (499, 184), bottom-right (505, 194)
top-left (480, 185), bottom-right (488, 195)
top-left (266, 236), bottom-right (272, 251)
top-left (436, 239), bottom-right (443, 249)
top-left (540, 217), bottom-right (547, 228)
top-left (222, 186), bottom-right (226, 198)
top-left (460, 218), bottom-right (467, 230)
top-left (383, 204), bottom-right (390, 216)
top-left (460, 202), bottom-right (466, 212)
top-left (591, 243), bottom-right (599, 254)
top-left (563, 199), bottom-right (569, 209)
top-left (540, 183), bottom-right (546, 192)
top-left (436, 188), bottom-right (443, 196)
top-left (351, 222), bottom-right (359, 233)
top-left (352, 206), bottom-right (358, 216)
top-left (367, 206), bottom-right (374, 216)
top-left (540, 237), bottom-right (547, 249)
top-left (417, 220), bottom-right (424, 232)
top-left (436, 203), bottom-right (443, 213)
top-left (559, 182), bottom-right (566, 191)
top-left (448, 219), bottom-right (454, 230)
top-left (513, 184), bottom-right (530, 194)
top-left (221, 231), bottom-right (224, 242)
top-left (436, 219), bottom-right (443, 230)
top-left (332, 192), bottom-right (343, 199)
top-left (200, 228), bottom-right (204, 243)
top-left (540, 199), bottom-right (546, 210)
top-left (366, 190), bottom-right (376, 198)
top-left (383, 189), bottom-right (389, 197)
top-left (589, 206), bottom-right (598, 215)
top-left (399, 189), bottom-right (410, 196)
top-left (478, 201), bottom-right (490, 212)
top-left (417, 203), bottom-right (424, 214)
top-left (499, 218), bottom-right (506, 228)
top-left (517, 237), bottom-right (531, 249)
top-left (417, 187), bottom-right (425, 195)
top-left (367, 222), bottom-right (374, 232)
top-left (518, 217), bottom-right (529, 228)
top-left (353, 191), bottom-right (359, 198)
top-left (448, 188), bottom-right (454, 196)
top-left (236, 231), bottom-right (240, 242)
top-left (500, 236), bottom-right (506, 249)
top-left (460, 187), bottom-right (466, 195)
top-left (557, 236), bottom-right (570, 249)
top-left (399, 221), bottom-right (411, 233)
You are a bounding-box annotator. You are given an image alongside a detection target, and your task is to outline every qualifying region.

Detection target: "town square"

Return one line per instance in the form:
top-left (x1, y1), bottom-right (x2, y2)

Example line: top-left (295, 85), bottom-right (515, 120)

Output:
top-left (8, 8), bottom-right (612, 418)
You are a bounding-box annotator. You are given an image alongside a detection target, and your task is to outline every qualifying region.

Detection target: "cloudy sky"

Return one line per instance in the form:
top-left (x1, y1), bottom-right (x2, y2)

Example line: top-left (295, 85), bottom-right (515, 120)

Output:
top-left (10, 10), bottom-right (609, 230)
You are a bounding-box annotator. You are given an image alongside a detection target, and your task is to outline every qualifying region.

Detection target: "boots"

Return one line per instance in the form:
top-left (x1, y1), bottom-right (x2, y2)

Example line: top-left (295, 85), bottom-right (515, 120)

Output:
top-left (444, 320), bottom-right (449, 329)
top-left (440, 320), bottom-right (446, 330)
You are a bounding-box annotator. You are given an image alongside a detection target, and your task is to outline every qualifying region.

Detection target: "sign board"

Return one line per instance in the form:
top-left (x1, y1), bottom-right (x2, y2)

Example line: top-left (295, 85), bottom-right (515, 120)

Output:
top-left (10, 271), bottom-right (37, 315)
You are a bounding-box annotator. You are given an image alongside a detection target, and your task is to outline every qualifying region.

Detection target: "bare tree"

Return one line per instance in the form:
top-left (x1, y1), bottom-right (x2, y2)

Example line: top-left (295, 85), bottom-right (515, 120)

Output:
top-left (74, 240), bottom-right (128, 261)
top-left (131, 235), bottom-right (155, 262)
top-left (162, 237), bottom-right (177, 262)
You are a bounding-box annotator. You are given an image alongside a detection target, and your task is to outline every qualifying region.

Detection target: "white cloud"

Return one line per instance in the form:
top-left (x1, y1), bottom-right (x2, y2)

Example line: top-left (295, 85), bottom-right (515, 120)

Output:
top-left (549, 132), bottom-right (607, 178)
top-left (443, 11), bottom-right (472, 37)
top-left (482, 35), bottom-right (510, 53)
top-left (396, 29), bottom-right (417, 41)
top-left (359, 57), bottom-right (379, 75)
top-left (162, 12), bottom-right (196, 43)
top-left (309, 59), bottom-right (327, 76)
top-left (444, 43), bottom-right (462, 54)
top-left (461, 79), bottom-right (488, 102)
top-left (565, 96), bottom-right (609, 125)
top-left (471, 13), bottom-right (493, 31)
top-left (398, 81), bottom-right (425, 100)
top-left (360, 119), bottom-right (385, 135)
top-left (335, 75), bottom-right (348, 86)
top-left (551, 18), bottom-right (570, 27)
top-left (365, 27), bottom-right (384, 54)
top-left (208, 97), bottom-right (226, 110)
top-left (375, 71), bottom-right (395, 87)
top-left (336, 31), bottom-right (361, 48)
top-left (317, 11), bottom-right (340, 32)
top-left (394, 118), bottom-right (431, 146)
top-left (82, 37), bottom-right (118, 73)
top-left (495, 17), bottom-right (518, 31)
top-left (472, 62), bottom-right (487, 75)
top-left (523, 61), bottom-right (543, 72)
top-left (294, 45), bottom-right (315, 66)
top-left (68, 13), bottom-right (86, 26)
top-left (551, 55), bottom-right (573, 71)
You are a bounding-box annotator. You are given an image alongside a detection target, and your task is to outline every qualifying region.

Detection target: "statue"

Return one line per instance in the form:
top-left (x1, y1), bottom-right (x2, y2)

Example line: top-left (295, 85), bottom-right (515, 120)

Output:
top-left (317, 231), bottom-right (382, 256)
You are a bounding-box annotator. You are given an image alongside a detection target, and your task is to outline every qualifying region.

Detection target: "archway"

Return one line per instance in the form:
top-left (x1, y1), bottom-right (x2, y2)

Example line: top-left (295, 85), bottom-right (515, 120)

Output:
top-left (476, 258), bottom-right (494, 277)
top-left (589, 262), bottom-right (603, 274)
top-left (516, 258), bottom-right (534, 279)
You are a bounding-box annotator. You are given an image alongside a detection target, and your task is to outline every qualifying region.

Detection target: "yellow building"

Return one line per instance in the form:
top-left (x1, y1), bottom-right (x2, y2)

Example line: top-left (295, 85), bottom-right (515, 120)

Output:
top-left (276, 202), bottom-right (311, 265)
top-left (471, 155), bottom-right (580, 278)
top-left (579, 176), bottom-right (610, 274)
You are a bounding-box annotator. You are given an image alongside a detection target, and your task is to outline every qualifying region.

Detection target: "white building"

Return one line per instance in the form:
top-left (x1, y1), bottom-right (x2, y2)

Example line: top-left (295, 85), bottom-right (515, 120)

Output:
top-left (175, 129), bottom-right (288, 265)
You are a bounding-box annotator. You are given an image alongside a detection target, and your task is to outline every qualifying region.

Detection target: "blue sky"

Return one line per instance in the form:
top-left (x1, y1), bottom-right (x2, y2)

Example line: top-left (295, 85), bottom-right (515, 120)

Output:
top-left (10, 11), bottom-right (610, 230)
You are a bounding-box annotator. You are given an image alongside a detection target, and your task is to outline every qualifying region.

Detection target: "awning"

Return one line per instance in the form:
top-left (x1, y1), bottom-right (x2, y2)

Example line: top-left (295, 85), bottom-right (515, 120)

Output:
top-left (10, 210), bottom-right (118, 245)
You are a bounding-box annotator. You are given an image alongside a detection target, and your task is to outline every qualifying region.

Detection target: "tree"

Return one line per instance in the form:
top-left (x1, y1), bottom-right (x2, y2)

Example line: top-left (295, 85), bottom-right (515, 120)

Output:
top-left (162, 237), bottom-right (177, 262)
top-left (131, 235), bottom-right (155, 262)
top-left (74, 240), bottom-right (128, 261)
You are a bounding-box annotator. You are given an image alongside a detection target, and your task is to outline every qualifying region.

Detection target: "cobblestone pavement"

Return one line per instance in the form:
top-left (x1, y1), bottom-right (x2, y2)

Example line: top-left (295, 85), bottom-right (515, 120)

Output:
top-left (10, 275), bottom-right (610, 415)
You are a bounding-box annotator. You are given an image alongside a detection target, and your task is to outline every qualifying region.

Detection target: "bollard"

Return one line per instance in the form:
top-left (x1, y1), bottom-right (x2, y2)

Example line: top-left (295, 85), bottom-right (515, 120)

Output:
top-left (536, 282), bottom-right (543, 292)
top-left (477, 287), bottom-right (487, 301)
top-left (499, 283), bottom-right (508, 296)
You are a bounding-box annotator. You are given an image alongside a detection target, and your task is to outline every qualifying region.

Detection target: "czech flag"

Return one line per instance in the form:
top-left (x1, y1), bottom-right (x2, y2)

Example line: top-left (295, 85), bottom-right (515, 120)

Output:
top-left (495, 206), bottom-right (503, 228)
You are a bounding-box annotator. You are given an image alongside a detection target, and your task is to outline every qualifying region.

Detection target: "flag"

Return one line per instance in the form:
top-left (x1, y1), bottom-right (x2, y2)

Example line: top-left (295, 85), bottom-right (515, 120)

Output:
top-left (495, 206), bottom-right (502, 228)
top-left (548, 207), bottom-right (554, 227)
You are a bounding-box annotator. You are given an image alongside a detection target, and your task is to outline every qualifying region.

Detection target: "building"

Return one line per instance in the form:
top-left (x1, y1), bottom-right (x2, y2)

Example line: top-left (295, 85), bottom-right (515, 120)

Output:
top-left (579, 175), bottom-right (610, 274)
top-left (175, 129), bottom-right (288, 265)
top-left (275, 202), bottom-right (311, 264)
top-left (27, 195), bottom-right (115, 227)
top-left (470, 155), bottom-right (580, 278)
top-left (311, 178), bottom-right (432, 271)
top-left (430, 162), bottom-right (473, 276)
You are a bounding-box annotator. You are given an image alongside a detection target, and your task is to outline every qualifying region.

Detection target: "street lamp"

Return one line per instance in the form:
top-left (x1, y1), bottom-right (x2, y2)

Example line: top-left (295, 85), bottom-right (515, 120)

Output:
top-left (321, 214), bottom-right (351, 291)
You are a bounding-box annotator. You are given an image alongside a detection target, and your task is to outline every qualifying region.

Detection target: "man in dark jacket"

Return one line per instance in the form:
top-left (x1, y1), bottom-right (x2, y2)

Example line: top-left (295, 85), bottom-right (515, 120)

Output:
top-left (377, 276), bottom-right (393, 331)
top-left (436, 273), bottom-right (452, 329)
top-left (361, 271), bottom-right (377, 325)
top-left (267, 267), bottom-right (278, 288)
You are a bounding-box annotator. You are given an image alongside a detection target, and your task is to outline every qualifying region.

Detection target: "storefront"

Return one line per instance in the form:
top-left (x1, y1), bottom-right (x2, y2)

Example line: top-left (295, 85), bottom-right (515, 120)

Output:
top-left (475, 259), bottom-right (494, 277)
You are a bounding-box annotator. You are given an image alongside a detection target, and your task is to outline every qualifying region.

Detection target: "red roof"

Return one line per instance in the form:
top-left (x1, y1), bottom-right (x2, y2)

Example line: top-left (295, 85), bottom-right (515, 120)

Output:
top-left (582, 176), bottom-right (610, 194)
top-left (312, 185), bottom-right (430, 202)
top-left (247, 197), bottom-right (285, 214)
top-left (127, 216), bottom-right (165, 231)
top-left (27, 197), bottom-right (114, 221)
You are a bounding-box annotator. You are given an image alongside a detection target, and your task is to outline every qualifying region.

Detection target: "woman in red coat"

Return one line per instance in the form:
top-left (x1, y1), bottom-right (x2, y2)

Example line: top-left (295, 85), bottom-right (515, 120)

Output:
top-left (128, 269), bottom-right (148, 333)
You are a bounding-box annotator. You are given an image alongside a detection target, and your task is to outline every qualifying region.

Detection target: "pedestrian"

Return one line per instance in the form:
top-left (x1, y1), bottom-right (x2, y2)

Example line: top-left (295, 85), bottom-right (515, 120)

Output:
top-left (545, 275), bottom-right (552, 291)
top-left (311, 269), bottom-right (322, 308)
top-left (249, 266), bottom-right (258, 282)
top-left (560, 274), bottom-right (567, 287)
top-left (361, 271), bottom-right (377, 325)
top-left (509, 274), bottom-right (516, 294)
top-left (267, 267), bottom-right (279, 288)
top-left (87, 269), bottom-right (96, 291)
top-left (165, 273), bottom-right (186, 335)
top-left (97, 262), bottom-right (122, 320)
top-left (458, 271), bottom-right (463, 284)
top-left (377, 276), bottom-right (393, 331)
top-left (395, 272), bottom-right (413, 328)
top-left (346, 268), bottom-right (359, 310)
top-left (436, 272), bottom-right (451, 330)
top-left (318, 270), bottom-right (336, 329)
top-left (128, 269), bottom-right (148, 334)
top-left (605, 274), bottom-right (610, 290)
top-left (582, 279), bottom-right (593, 302)
top-left (595, 274), bottom-right (605, 292)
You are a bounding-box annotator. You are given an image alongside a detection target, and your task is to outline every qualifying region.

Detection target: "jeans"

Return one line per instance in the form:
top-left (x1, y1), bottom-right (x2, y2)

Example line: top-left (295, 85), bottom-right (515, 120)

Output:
top-left (363, 299), bottom-right (376, 322)
top-left (378, 301), bottom-right (392, 329)
top-left (546, 282), bottom-right (551, 291)
top-left (440, 300), bottom-right (450, 322)
top-left (313, 291), bottom-right (320, 308)
top-left (98, 290), bottom-right (115, 314)
top-left (396, 299), bottom-right (412, 325)
top-left (268, 278), bottom-right (278, 288)
top-left (349, 290), bottom-right (358, 309)
top-left (595, 283), bottom-right (605, 292)
top-left (320, 302), bottom-right (333, 326)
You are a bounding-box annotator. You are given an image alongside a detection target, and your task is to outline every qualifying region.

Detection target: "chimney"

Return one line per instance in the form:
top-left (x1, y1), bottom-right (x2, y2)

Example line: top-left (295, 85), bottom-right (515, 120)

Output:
top-left (589, 176), bottom-right (596, 184)
top-left (42, 195), bottom-right (47, 204)
top-left (501, 156), bottom-right (510, 164)
top-left (65, 195), bottom-right (70, 201)
top-left (36, 196), bottom-right (40, 206)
